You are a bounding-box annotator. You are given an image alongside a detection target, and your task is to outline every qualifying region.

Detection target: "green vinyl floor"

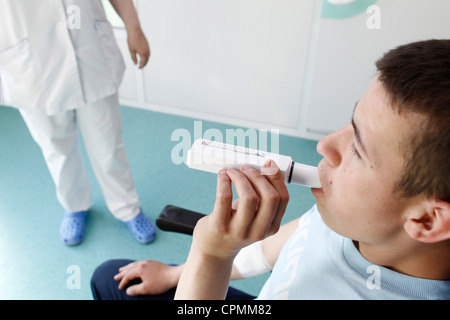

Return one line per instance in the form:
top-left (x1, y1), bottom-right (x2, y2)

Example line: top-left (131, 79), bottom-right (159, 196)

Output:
top-left (0, 105), bottom-right (321, 300)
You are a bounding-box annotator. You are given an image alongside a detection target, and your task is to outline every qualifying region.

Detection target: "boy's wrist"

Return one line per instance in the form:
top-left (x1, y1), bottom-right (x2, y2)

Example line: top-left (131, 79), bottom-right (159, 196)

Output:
top-left (191, 234), bottom-right (242, 267)
top-left (191, 242), bottom-right (236, 267)
top-left (167, 264), bottom-right (184, 288)
top-left (175, 246), bottom-right (234, 299)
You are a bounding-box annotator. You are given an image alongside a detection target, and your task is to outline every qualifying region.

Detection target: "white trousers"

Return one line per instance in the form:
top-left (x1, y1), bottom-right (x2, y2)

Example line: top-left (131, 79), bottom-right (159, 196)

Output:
top-left (20, 94), bottom-right (140, 222)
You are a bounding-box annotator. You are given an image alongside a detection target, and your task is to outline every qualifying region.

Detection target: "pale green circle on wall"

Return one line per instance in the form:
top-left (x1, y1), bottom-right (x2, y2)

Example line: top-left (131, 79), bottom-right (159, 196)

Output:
top-left (321, 0), bottom-right (378, 19)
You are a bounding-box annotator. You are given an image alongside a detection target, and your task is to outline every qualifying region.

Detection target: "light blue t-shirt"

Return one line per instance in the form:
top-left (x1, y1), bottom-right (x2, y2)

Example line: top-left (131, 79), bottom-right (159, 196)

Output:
top-left (257, 205), bottom-right (450, 300)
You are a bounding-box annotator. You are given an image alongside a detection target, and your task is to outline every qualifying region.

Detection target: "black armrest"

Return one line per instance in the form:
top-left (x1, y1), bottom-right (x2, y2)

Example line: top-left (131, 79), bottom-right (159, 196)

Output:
top-left (156, 205), bottom-right (206, 235)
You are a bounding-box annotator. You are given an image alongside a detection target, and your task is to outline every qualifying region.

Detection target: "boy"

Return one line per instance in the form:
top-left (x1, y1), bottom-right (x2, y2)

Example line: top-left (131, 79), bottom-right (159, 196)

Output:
top-left (92, 39), bottom-right (450, 299)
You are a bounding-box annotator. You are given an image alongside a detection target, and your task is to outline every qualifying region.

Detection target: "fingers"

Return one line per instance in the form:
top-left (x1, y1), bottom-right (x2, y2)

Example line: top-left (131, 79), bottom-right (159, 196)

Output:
top-left (129, 49), bottom-right (150, 69)
top-left (260, 160), bottom-right (290, 235)
top-left (114, 262), bottom-right (140, 291)
top-left (114, 262), bottom-right (149, 296)
top-left (231, 199), bottom-right (239, 210)
top-left (115, 270), bottom-right (137, 291)
top-left (212, 169), bottom-right (234, 226)
top-left (225, 160), bottom-right (289, 240)
top-left (124, 283), bottom-right (145, 296)
top-left (226, 167), bottom-right (260, 233)
top-left (242, 161), bottom-right (287, 237)
top-left (134, 49), bottom-right (150, 69)
top-left (139, 49), bottom-right (150, 68)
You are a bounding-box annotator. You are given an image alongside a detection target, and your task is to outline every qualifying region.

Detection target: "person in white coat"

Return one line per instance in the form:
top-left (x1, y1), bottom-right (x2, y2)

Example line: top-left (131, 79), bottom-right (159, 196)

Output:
top-left (0, 0), bottom-right (155, 245)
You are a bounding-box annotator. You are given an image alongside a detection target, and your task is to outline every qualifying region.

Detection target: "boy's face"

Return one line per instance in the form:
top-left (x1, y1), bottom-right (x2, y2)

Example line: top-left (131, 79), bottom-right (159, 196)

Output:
top-left (312, 78), bottom-right (423, 245)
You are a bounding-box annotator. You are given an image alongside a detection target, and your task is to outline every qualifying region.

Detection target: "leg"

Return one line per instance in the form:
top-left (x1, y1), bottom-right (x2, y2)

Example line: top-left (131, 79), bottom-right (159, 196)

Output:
top-left (76, 94), bottom-right (139, 222)
top-left (76, 94), bottom-right (155, 243)
top-left (20, 109), bottom-right (92, 245)
top-left (225, 287), bottom-right (256, 300)
top-left (91, 259), bottom-right (176, 300)
top-left (91, 260), bottom-right (256, 300)
top-left (19, 109), bottom-right (92, 212)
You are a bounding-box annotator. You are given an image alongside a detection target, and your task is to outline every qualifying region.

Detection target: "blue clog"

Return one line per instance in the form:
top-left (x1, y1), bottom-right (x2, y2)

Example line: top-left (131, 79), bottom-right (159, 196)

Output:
top-left (59, 210), bottom-right (88, 246)
top-left (124, 210), bottom-right (156, 244)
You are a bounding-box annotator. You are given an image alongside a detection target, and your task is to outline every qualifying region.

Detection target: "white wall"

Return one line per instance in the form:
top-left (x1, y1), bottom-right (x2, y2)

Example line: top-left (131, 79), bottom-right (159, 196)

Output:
top-left (112, 0), bottom-right (450, 140)
top-left (305, 0), bottom-right (450, 137)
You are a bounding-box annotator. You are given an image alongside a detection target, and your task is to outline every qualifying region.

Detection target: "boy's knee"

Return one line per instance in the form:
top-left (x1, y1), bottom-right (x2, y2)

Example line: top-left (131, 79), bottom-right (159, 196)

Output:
top-left (90, 259), bottom-right (134, 300)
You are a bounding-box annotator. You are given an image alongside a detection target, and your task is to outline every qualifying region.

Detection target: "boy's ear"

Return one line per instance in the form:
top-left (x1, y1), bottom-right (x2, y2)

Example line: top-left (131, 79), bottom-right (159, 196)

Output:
top-left (404, 199), bottom-right (450, 243)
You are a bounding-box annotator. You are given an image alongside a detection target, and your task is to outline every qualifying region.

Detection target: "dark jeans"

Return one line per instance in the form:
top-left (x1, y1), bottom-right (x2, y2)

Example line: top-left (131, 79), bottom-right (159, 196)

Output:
top-left (91, 259), bottom-right (256, 300)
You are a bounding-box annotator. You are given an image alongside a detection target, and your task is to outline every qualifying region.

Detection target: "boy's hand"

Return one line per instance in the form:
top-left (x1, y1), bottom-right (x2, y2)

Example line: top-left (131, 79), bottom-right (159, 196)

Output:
top-left (175, 160), bottom-right (289, 299)
top-left (192, 160), bottom-right (289, 261)
top-left (114, 260), bottom-right (182, 296)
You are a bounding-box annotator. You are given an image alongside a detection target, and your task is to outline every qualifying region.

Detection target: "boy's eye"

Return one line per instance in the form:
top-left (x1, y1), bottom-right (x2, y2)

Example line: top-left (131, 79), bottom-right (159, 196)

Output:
top-left (350, 142), bottom-right (361, 159)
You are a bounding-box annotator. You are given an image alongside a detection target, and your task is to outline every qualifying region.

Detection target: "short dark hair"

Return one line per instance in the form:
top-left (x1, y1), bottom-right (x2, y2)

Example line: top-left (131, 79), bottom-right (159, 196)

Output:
top-left (375, 39), bottom-right (450, 202)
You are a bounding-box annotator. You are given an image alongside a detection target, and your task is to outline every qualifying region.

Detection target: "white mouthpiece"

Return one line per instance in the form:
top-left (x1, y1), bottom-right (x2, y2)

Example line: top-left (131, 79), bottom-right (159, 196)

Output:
top-left (290, 162), bottom-right (322, 188)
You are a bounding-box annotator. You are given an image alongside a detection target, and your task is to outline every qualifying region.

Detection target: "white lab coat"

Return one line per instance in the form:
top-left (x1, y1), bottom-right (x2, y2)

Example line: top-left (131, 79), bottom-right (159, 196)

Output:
top-left (0, 0), bottom-right (125, 115)
top-left (0, 0), bottom-right (140, 221)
